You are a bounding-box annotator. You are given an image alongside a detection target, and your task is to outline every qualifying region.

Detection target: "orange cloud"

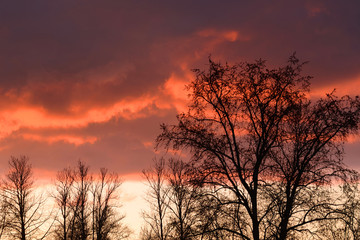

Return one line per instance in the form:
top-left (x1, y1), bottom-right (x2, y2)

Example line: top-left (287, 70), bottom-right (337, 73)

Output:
top-left (22, 133), bottom-right (97, 146)
top-left (158, 72), bottom-right (191, 113)
top-left (0, 95), bottom-right (163, 141)
top-left (0, 63), bottom-right (195, 147)
top-left (344, 135), bottom-right (360, 144)
top-left (197, 29), bottom-right (250, 42)
top-left (310, 75), bottom-right (360, 98)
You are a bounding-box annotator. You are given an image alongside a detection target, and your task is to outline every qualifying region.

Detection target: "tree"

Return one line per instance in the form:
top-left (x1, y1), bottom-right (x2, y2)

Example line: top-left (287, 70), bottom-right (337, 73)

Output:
top-left (142, 158), bottom-right (201, 240)
top-left (68, 161), bottom-right (92, 240)
top-left (142, 158), bottom-right (171, 240)
top-left (91, 168), bottom-right (129, 240)
top-left (53, 162), bottom-right (129, 240)
top-left (2, 156), bottom-right (50, 240)
top-left (266, 93), bottom-right (360, 239)
top-left (166, 158), bottom-right (199, 240)
top-left (157, 55), bottom-right (360, 240)
top-left (53, 167), bottom-right (74, 240)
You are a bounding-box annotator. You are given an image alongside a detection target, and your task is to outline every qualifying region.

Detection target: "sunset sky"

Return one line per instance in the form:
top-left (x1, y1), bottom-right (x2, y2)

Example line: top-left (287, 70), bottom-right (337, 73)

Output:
top-left (0, 0), bottom-right (360, 235)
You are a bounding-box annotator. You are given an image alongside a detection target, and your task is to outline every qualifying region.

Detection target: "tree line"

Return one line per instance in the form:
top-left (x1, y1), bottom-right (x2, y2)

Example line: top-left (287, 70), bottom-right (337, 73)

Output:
top-left (0, 156), bottom-right (130, 240)
top-left (141, 157), bottom-right (360, 240)
top-left (1, 55), bottom-right (360, 240)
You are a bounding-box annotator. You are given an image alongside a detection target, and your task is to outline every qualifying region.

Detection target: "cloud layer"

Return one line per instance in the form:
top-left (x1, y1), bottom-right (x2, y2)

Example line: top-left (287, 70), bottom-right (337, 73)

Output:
top-left (0, 0), bottom-right (359, 176)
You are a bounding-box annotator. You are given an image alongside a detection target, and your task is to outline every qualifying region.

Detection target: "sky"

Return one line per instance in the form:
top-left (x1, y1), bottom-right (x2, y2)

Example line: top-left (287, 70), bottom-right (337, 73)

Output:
top-left (0, 0), bottom-right (360, 236)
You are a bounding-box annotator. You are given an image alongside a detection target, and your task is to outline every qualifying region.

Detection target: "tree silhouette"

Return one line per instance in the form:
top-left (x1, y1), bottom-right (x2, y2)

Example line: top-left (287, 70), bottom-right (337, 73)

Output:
top-left (166, 158), bottom-right (199, 240)
top-left (69, 161), bottom-right (92, 240)
top-left (53, 167), bottom-right (74, 240)
top-left (2, 156), bottom-right (51, 240)
top-left (91, 168), bottom-right (129, 240)
top-left (157, 55), bottom-right (360, 240)
top-left (142, 158), bottom-right (201, 240)
top-left (53, 162), bottom-right (129, 240)
top-left (142, 158), bottom-right (171, 240)
top-left (267, 92), bottom-right (360, 239)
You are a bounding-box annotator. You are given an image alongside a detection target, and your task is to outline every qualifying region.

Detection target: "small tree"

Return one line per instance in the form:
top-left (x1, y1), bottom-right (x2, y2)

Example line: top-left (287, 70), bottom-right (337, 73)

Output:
top-left (53, 162), bottom-right (129, 240)
top-left (68, 161), bottom-right (92, 240)
top-left (91, 168), bottom-right (129, 240)
top-left (2, 156), bottom-right (50, 240)
top-left (166, 159), bottom-right (199, 240)
top-left (142, 158), bottom-right (171, 240)
top-left (142, 158), bottom-right (201, 240)
top-left (53, 167), bottom-right (74, 240)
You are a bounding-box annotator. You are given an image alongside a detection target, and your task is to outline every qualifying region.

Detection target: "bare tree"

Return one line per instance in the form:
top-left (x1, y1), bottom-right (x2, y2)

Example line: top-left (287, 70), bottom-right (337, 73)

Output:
top-left (68, 161), bottom-right (92, 240)
top-left (53, 167), bottom-right (74, 240)
top-left (266, 93), bottom-right (360, 240)
top-left (91, 168), bottom-right (129, 240)
top-left (53, 162), bottom-right (129, 240)
top-left (142, 158), bottom-right (202, 240)
top-left (142, 158), bottom-right (171, 240)
top-left (166, 159), bottom-right (199, 240)
top-left (157, 55), bottom-right (360, 240)
top-left (2, 156), bottom-right (50, 240)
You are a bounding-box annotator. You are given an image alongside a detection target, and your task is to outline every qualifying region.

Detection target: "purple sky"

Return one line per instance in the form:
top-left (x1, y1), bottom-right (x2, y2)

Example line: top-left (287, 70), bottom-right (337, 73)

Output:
top-left (0, 0), bottom-right (359, 177)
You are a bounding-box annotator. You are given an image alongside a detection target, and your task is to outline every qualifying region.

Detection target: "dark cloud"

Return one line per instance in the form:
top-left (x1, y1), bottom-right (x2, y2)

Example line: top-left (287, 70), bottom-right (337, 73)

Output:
top-left (0, 2), bottom-right (355, 101)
